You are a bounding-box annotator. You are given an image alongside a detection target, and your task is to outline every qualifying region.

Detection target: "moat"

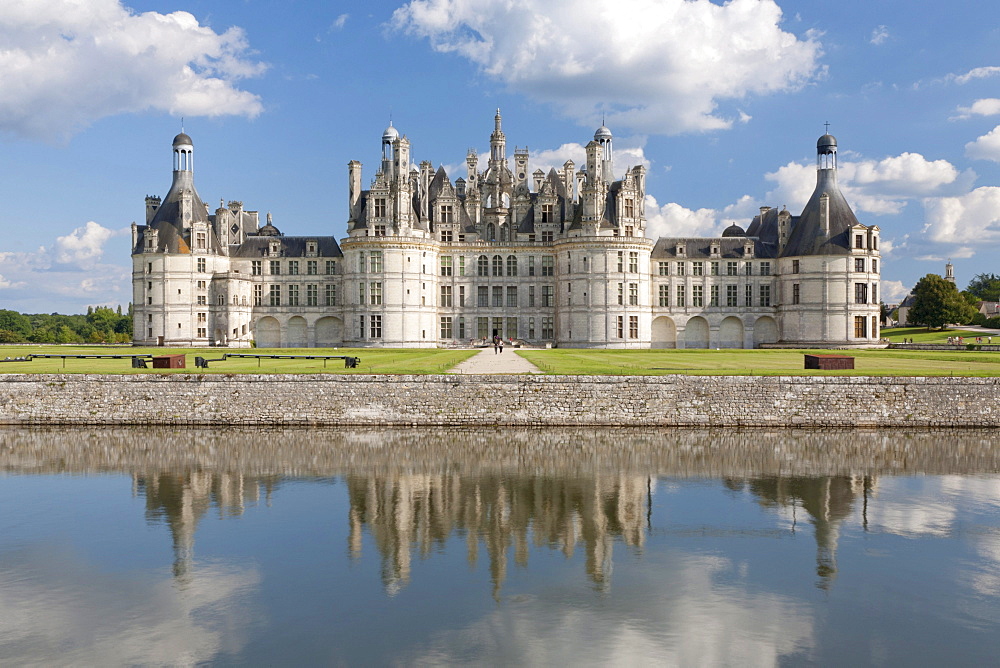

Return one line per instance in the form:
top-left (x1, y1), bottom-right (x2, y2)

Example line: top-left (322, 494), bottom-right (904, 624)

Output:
top-left (1, 427), bottom-right (998, 665)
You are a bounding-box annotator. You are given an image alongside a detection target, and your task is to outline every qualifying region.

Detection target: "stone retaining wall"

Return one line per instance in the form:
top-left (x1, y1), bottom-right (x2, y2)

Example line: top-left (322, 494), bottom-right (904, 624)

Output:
top-left (0, 374), bottom-right (996, 426)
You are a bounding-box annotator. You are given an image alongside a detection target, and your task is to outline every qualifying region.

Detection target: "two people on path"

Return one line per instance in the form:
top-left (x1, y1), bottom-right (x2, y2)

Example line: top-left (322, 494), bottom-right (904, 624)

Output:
top-left (493, 334), bottom-right (504, 354)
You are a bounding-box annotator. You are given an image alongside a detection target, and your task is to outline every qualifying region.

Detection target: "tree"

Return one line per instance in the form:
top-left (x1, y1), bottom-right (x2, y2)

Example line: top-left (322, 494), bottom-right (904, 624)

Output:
top-left (908, 274), bottom-right (978, 329)
top-left (965, 273), bottom-right (1000, 302)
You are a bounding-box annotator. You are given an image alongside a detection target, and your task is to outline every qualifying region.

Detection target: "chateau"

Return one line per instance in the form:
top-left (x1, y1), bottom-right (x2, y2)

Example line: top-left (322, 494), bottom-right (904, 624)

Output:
top-left (131, 111), bottom-right (881, 348)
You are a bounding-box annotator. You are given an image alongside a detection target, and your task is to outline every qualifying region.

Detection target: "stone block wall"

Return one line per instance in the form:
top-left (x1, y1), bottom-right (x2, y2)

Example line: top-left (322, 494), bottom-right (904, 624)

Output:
top-left (0, 374), bottom-right (997, 426)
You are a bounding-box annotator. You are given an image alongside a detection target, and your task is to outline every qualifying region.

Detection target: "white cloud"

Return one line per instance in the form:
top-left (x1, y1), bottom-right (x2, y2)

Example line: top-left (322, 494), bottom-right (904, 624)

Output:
top-left (951, 66), bottom-right (1000, 85)
top-left (953, 98), bottom-right (1000, 119)
top-left (0, 274), bottom-right (27, 290)
top-left (870, 25), bottom-right (889, 45)
top-left (965, 125), bottom-right (1000, 162)
top-left (54, 221), bottom-right (122, 268)
top-left (391, 0), bottom-right (822, 134)
top-left (0, 0), bottom-right (266, 142)
top-left (880, 280), bottom-right (909, 303)
top-left (645, 196), bottom-right (724, 238)
top-left (922, 187), bottom-right (1000, 245)
top-left (332, 13), bottom-right (349, 30)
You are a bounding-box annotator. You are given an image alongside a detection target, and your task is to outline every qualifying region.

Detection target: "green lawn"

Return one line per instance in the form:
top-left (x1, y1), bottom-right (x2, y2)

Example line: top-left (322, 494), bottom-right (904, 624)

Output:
top-left (881, 327), bottom-right (991, 343)
top-left (516, 347), bottom-right (1000, 376)
top-left (0, 346), bottom-right (477, 375)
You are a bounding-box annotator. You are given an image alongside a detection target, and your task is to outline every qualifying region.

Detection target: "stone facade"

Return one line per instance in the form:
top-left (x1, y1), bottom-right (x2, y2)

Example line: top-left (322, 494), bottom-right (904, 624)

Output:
top-left (2, 375), bottom-right (999, 427)
top-left (131, 114), bottom-right (881, 348)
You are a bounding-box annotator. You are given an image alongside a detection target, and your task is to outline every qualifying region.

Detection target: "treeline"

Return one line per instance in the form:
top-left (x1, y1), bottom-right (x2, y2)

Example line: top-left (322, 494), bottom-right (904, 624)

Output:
top-left (0, 305), bottom-right (133, 344)
top-left (905, 272), bottom-right (1000, 329)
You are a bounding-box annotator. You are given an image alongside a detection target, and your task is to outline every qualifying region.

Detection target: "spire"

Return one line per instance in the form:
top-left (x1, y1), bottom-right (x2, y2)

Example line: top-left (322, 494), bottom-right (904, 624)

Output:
top-left (490, 108), bottom-right (506, 164)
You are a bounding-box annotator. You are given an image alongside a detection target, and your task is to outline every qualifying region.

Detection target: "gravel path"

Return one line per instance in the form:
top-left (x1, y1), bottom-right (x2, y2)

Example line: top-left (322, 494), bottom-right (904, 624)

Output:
top-left (448, 347), bottom-right (543, 374)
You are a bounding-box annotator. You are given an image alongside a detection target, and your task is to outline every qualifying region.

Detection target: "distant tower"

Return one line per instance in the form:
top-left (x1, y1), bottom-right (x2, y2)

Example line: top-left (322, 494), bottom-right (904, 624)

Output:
top-left (595, 123), bottom-right (613, 182)
top-left (489, 109), bottom-right (506, 166)
top-left (945, 260), bottom-right (956, 284)
top-left (381, 122), bottom-right (399, 178)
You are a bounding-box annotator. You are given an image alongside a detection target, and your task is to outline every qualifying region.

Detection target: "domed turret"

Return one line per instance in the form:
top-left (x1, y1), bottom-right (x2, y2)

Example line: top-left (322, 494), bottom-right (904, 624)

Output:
top-left (258, 212), bottom-right (281, 237)
top-left (722, 223), bottom-right (746, 237)
top-left (172, 132), bottom-right (193, 147)
top-left (594, 125), bottom-right (612, 141)
top-left (817, 134), bottom-right (837, 151)
top-left (382, 123), bottom-right (399, 142)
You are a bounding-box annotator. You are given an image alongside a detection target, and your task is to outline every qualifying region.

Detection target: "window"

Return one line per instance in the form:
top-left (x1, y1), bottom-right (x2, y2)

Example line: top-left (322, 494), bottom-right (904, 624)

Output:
top-left (440, 285), bottom-right (453, 307)
top-left (492, 286), bottom-right (503, 307)
top-left (359, 316), bottom-right (365, 338)
top-left (478, 255), bottom-right (489, 276)
top-left (745, 283), bottom-right (752, 307)
top-left (506, 317), bottom-right (518, 339)
top-left (542, 285), bottom-right (554, 307)
top-left (528, 317), bottom-right (536, 339)
top-left (528, 256), bottom-right (536, 276)
top-left (370, 315), bottom-right (382, 338)
top-left (855, 258), bottom-right (865, 272)
top-left (541, 231), bottom-right (554, 243)
top-left (541, 256), bottom-right (554, 276)
top-left (528, 286), bottom-right (536, 307)
top-left (855, 282), bottom-right (868, 304)
top-left (872, 259), bottom-right (878, 273)
top-left (307, 284), bottom-right (318, 306)
top-left (624, 198), bottom-right (635, 218)
top-left (507, 286), bottom-right (518, 307)
top-left (541, 204), bottom-right (554, 222)
top-left (196, 232), bottom-right (206, 250)
top-left (659, 285), bottom-right (669, 307)
top-left (359, 252), bottom-right (365, 273)
top-left (253, 285), bottom-right (262, 305)
top-left (855, 234), bottom-right (864, 249)
top-left (617, 251), bottom-right (624, 272)
top-left (440, 205), bottom-right (453, 224)
top-left (676, 262), bottom-right (686, 276)
top-left (676, 285), bottom-right (686, 307)
top-left (218, 294), bottom-right (225, 306)
top-left (441, 256), bottom-right (453, 276)
top-left (616, 316), bottom-right (624, 338)
top-left (759, 284), bottom-right (771, 307)
top-left (872, 283), bottom-right (878, 304)
top-left (370, 251), bottom-right (382, 273)
top-left (325, 284), bottom-right (337, 306)
top-left (197, 295), bottom-right (207, 305)
top-left (374, 198), bottom-right (387, 217)
top-left (441, 316), bottom-right (453, 339)
top-left (197, 328), bottom-right (207, 338)
top-left (458, 256), bottom-right (466, 276)
top-left (307, 260), bottom-right (317, 275)
top-left (358, 282), bottom-right (365, 304)
top-left (307, 241), bottom-right (317, 256)
top-left (658, 261), bottom-right (670, 276)
top-left (710, 262), bottom-right (719, 276)
top-left (745, 263), bottom-right (752, 276)
top-left (692, 285), bottom-right (704, 307)
top-left (252, 261), bottom-right (262, 275)
top-left (617, 283), bottom-right (624, 305)
top-left (629, 252), bottom-right (638, 273)
top-left (854, 315), bottom-right (867, 338)
top-left (288, 261), bottom-right (299, 275)
top-left (692, 261), bottom-right (703, 276)
top-left (507, 255), bottom-right (518, 276)
top-left (792, 260), bottom-right (800, 273)
top-left (288, 284), bottom-right (300, 306)
top-left (629, 316), bottom-right (639, 339)
top-left (373, 225), bottom-right (386, 237)
top-left (760, 262), bottom-right (771, 276)
top-left (541, 316), bottom-right (554, 339)
top-left (727, 261), bottom-right (738, 276)
top-left (326, 260), bottom-right (336, 275)
top-left (727, 285), bottom-right (738, 307)
top-left (269, 285), bottom-right (280, 306)
top-left (197, 312), bottom-right (206, 323)
top-left (477, 317), bottom-right (489, 340)
top-left (710, 285), bottom-right (719, 307)
top-left (629, 283), bottom-right (638, 306)
top-left (459, 286), bottom-right (466, 307)
top-left (370, 282), bottom-right (382, 305)
top-left (478, 286), bottom-right (488, 307)
top-left (197, 258), bottom-right (207, 273)
top-left (270, 260), bottom-right (280, 275)
top-left (458, 317), bottom-right (466, 339)
top-left (441, 229), bottom-right (453, 242)
top-left (625, 225), bottom-right (634, 236)
top-left (792, 283), bottom-right (800, 305)
top-left (491, 255), bottom-right (503, 277)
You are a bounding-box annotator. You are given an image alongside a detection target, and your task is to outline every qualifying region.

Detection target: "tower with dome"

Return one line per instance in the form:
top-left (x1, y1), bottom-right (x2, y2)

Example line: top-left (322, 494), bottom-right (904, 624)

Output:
top-left (131, 114), bottom-right (880, 348)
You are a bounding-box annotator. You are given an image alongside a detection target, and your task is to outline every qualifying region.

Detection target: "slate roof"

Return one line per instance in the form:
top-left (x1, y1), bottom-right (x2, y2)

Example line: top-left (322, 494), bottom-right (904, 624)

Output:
top-left (231, 235), bottom-right (343, 258)
top-left (780, 169), bottom-right (860, 257)
top-left (650, 236), bottom-right (777, 259)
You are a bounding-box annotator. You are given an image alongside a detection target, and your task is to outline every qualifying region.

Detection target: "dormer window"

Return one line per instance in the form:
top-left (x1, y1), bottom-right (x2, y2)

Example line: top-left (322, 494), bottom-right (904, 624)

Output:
top-left (440, 205), bottom-right (454, 224)
top-left (196, 232), bottom-right (206, 250)
top-left (269, 241), bottom-right (280, 256)
top-left (306, 241), bottom-right (318, 256)
top-left (675, 244), bottom-right (686, 256)
top-left (710, 245), bottom-right (719, 256)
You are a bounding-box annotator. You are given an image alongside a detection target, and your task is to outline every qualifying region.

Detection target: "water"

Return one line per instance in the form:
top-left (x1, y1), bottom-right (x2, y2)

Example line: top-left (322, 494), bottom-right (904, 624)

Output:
top-left (1, 427), bottom-right (999, 666)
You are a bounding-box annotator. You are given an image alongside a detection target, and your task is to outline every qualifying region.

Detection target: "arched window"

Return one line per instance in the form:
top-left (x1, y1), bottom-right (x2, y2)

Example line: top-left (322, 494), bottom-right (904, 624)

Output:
top-left (477, 255), bottom-right (489, 276)
top-left (507, 255), bottom-right (518, 276)
top-left (492, 255), bottom-right (503, 277)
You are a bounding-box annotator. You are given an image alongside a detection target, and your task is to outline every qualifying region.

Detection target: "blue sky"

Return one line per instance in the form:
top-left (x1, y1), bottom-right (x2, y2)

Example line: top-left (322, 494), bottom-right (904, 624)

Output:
top-left (1, 0), bottom-right (999, 313)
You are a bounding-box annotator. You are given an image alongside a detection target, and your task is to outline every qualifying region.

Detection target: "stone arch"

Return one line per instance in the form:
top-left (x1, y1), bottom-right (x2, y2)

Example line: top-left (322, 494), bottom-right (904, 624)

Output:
top-left (255, 316), bottom-right (280, 348)
top-left (719, 316), bottom-right (745, 349)
top-left (287, 316), bottom-right (307, 348)
top-left (683, 316), bottom-right (710, 349)
top-left (315, 316), bottom-right (343, 347)
top-left (753, 316), bottom-right (779, 347)
top-left (651, 316), bottom-right (677, 349)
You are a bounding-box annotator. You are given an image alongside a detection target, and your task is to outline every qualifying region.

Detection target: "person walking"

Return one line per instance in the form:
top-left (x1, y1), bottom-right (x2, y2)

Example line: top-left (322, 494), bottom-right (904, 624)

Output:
top-left (499, 338), bottom-right (504, 354)
top-left (493, 334), bottom-right (500, 354)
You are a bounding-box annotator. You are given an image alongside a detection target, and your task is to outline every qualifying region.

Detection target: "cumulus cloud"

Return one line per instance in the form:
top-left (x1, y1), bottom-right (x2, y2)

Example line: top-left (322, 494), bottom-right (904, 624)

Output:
top-left (965, 125), bottom-right (1000, 162)
top-left (54, 221), bottom-right (122, 268)
top-left (950, 66), bottom-right (1000, 85)
top-left (0, 0), bottom-right (266, 142)
top-left (879, 280), bottom-right (909, 303)
top-left (391, 0), bottom-right (822, 134)
top-left (953, 98), bottom-right (1000, 119)
top-left (922, 186), bottom-right (1000, 245)
top-left (870, 25), bottom-right (890, 45)
top-left (0, 274), bottom-right (27, 290)
top-left (332, 13), bottom-right (349, 30)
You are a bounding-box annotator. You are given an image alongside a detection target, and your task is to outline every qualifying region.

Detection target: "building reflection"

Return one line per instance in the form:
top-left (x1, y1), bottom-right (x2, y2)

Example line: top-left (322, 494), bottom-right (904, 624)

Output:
top-left (346, 473), bottom-right (649, 596)
top-left (727, 475), bottom-right (876, 589)
top-left (134, 472), bottom-right (283, 580)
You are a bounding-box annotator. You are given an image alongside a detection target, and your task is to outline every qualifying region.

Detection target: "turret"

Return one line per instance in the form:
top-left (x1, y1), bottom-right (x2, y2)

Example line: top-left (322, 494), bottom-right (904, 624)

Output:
top-left (349, 161), bottom-right (362, 214)
top-left (595, 124), bottom-right (613, 182)
top-left (489, 109), bottom-right (506, 166)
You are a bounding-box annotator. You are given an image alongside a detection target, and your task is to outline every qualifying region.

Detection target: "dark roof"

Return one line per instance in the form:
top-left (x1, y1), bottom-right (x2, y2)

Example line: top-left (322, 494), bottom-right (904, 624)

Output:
top-left (650, 236), bottom-right (777, 260)
top-left (780, 169), bottom-right (861, 257)
top-left (231, 236), bottom-right (343, 258)
top-left (173, 132), bottom-right (193, 146)
top-left (722, 223), bottom-right (746, 237)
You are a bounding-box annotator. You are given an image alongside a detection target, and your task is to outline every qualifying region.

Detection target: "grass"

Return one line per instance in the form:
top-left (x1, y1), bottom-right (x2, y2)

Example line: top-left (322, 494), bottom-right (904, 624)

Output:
top-left (0, 345), bottom-right (477, 375)
top-left (516, 347), bottom-right (1000, 376)
top-left (881, 327), bottom-right (992, 343)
